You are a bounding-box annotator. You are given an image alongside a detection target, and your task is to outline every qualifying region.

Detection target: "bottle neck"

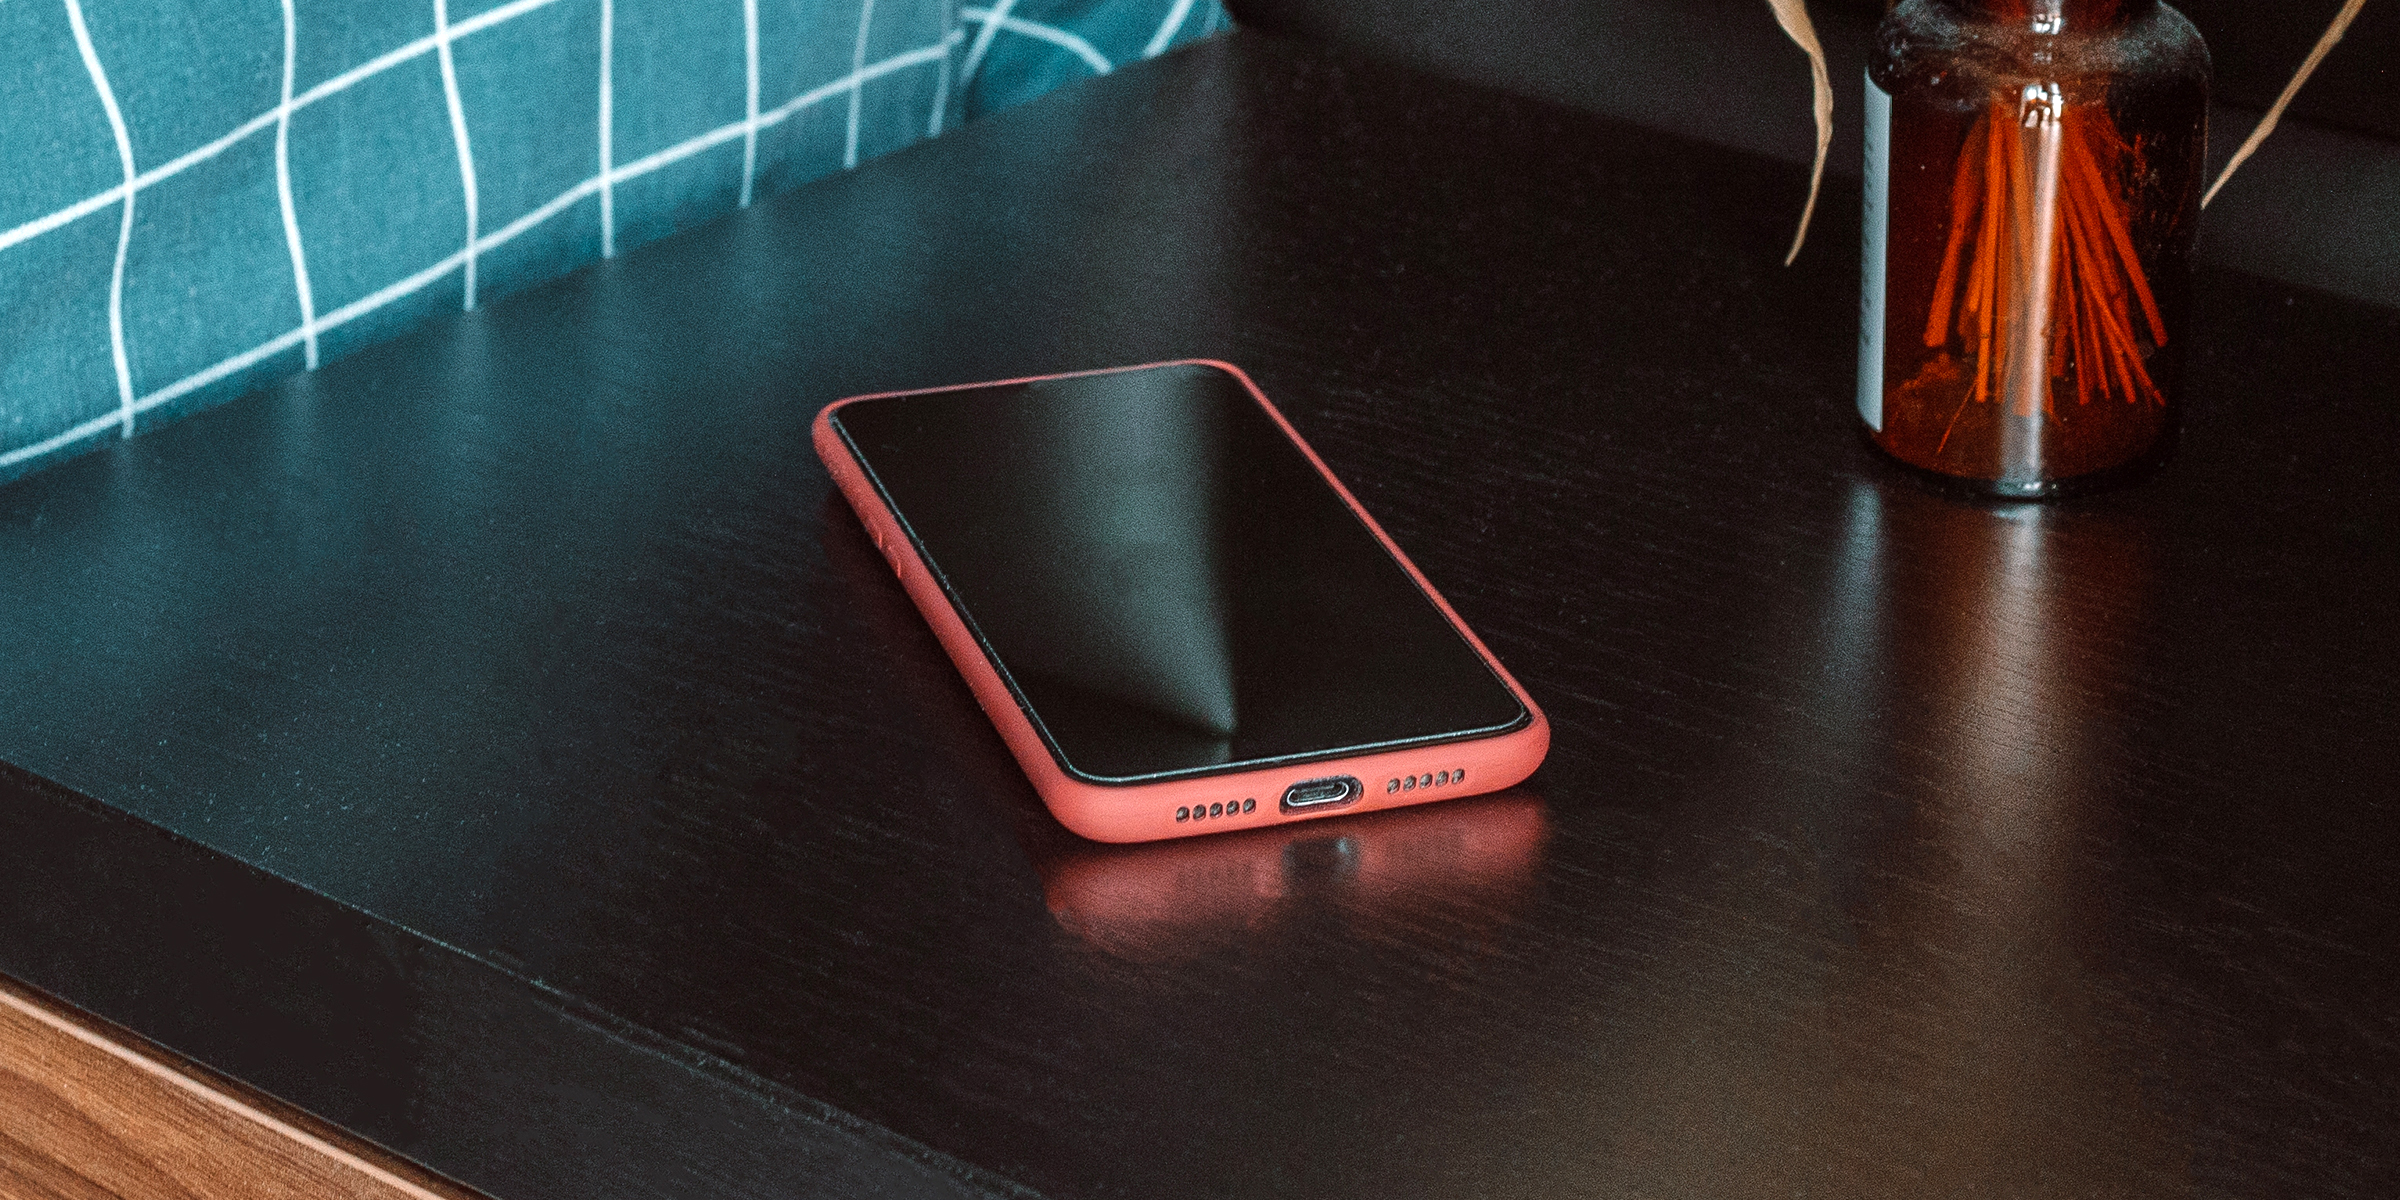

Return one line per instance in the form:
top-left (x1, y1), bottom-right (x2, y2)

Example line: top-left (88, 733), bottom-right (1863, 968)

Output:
top-left (1958, 0), bottom-right (2147, 30)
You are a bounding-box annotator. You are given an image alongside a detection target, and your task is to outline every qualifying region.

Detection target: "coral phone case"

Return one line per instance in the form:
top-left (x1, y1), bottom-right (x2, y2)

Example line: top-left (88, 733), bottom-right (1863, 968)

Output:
top-left (813, 361), bottom-right (1548, 843)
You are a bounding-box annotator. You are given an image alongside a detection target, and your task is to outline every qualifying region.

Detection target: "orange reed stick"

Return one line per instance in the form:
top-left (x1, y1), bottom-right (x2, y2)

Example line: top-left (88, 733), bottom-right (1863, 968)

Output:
top-left (1925, 118), bottom-right (1988, 348)
top-left (1922, 96), bottom-right (2168, 420)
top-left (2062, 113), bottom-right (2166, 344)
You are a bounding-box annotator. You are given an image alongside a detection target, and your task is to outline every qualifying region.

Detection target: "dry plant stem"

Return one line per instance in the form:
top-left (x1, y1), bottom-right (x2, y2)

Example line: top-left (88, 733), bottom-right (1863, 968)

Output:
top-left (1767, 0), bottom-right (1833, 263)
top-left (2204, 0), bottom-right (2371, 206)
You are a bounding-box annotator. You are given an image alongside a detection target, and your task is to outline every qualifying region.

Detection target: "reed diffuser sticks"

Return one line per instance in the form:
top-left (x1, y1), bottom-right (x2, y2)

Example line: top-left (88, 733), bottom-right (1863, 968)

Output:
top-left (1922, 91), bottom-right (2167, 459)
top-left (1858, 0), bottom-right (2207, 493)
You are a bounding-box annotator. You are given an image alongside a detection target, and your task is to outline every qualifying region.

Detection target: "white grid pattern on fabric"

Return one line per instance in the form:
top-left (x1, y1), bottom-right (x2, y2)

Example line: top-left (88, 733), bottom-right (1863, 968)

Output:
top-left (961, 5), bottom-right (1111, 76)
top-left (926, 31), bottom-right (952, 137)
top-left (598, 0), bottom-right (616, 259)
top-left (0, 0), bottom-right (571, 260)
top-left (846, 0), bottom-right (878, 169)
top-left (957, 0), bottom-right (1018, 92)
top-left (741, 0), bottom-right (761, 207)
top-left (0, 0), bottom-right (1217, 478)
top-left (1143, 0), bottom-right (1199, 59)
top-left (0, 4), bottom-right (961, 475)
top-left (273, 0), bottom-right (322, 371)
top-left (59, 0), bottom-right (140, 438)
top-left (432, 0), bottom-right (483, 310)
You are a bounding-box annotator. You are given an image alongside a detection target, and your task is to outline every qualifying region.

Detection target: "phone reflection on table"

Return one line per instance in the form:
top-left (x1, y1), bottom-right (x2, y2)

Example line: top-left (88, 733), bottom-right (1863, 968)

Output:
top-left (1033, 792), bottom-right (1550, 962)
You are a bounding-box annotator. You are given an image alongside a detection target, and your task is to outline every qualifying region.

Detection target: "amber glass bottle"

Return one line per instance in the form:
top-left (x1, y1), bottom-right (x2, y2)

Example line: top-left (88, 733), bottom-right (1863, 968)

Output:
top-left (1860, 0), bottom-right (2208, 496)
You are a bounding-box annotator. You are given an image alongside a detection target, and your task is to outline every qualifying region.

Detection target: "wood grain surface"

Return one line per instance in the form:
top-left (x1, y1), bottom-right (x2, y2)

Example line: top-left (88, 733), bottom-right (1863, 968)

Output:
top-left (0, 30), bottom-right (2394, 1200)
top-left (0, 976), bottom-right (473, 1200)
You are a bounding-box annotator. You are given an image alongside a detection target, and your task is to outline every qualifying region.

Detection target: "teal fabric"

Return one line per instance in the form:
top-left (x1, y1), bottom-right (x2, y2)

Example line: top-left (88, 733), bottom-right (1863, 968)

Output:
top-left (0, 0), bottom-right (1228, 484)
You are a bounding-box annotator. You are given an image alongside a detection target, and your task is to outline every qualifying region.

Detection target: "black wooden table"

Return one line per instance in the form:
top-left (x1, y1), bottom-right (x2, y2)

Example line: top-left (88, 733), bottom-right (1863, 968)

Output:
top-left (4, 30), bottom-right (2396, 1200)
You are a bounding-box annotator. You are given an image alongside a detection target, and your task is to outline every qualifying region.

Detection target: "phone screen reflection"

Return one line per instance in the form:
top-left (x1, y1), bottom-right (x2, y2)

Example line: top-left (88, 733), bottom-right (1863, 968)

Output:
top-left (830, 364), bottom-right (1528, 782)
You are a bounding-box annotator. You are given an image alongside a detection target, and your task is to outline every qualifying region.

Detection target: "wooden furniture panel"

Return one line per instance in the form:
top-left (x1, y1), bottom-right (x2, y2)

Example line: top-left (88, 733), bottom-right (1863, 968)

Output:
top-left (0, 977), bottom-right (473, 1200)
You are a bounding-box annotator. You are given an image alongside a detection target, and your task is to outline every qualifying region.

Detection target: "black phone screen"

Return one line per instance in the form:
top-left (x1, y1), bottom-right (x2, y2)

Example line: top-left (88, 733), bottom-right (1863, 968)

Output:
top-left (829, 363), bottom-right (1528, 783)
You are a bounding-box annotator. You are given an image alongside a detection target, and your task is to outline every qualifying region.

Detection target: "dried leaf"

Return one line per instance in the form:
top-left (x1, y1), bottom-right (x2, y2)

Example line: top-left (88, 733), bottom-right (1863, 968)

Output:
top-left (1766, 0), bottom-right (1833, 264)
top-left (2203, 0), bottom-right (2370, 207)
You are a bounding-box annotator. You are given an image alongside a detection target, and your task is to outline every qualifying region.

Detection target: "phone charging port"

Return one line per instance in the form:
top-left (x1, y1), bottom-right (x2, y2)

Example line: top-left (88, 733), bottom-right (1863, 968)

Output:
top-left (1280, 776), bottom-right (1362, 813)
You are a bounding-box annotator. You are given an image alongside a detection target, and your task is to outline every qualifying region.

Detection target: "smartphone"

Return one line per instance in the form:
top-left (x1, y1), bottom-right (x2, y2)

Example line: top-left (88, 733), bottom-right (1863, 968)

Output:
top-left (813, 361), bottom-right (1548, 842)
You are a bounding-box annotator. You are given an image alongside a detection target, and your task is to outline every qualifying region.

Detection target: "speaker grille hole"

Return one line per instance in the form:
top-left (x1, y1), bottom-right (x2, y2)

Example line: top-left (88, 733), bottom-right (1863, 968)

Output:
top-left (1173, 798), bottom-right (1261, 824)
top-left (1385, 767), bottom-right (1470, 795)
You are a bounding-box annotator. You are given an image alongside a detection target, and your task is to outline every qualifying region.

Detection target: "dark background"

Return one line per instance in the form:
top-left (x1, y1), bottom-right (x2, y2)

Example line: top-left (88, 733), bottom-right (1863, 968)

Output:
top-left (2174, 0), bottom-right (2397, 137)
top-left (1224, 0), bottom-right (2400, 306)
top-left (1226, 0), bottom-right (2398, 138)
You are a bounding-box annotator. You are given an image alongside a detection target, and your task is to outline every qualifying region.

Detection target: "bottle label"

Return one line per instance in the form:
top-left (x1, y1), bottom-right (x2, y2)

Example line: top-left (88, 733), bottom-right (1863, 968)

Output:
top-left (1858, 71), bottom-right (1891, 433)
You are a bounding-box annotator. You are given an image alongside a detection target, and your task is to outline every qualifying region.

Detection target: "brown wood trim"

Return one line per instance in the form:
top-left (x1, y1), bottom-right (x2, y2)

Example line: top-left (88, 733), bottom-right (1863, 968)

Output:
top-left (0, 973), bottom-right (481, 1200)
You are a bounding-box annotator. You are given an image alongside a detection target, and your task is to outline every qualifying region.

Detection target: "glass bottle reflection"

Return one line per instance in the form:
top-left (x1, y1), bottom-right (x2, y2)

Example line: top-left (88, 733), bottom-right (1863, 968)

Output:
top-left (1808, 488), bottom-right (2172, 1192)
top-left (1530, 485), bottom-right (2180, 1195)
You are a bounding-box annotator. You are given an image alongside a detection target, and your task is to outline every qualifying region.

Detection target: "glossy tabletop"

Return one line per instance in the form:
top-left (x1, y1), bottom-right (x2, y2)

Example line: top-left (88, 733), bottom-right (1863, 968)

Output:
top-left (3, 30), bottom-right (2397, 1200)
